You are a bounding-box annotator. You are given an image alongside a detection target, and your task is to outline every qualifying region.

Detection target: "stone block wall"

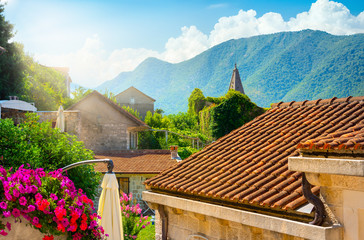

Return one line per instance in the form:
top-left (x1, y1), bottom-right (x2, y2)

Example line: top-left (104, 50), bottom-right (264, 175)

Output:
top-left (94, 174), bottom-right (156, 212)
top-left (37, 110), bottom-right (81, 137)
top-left (306, 173), bottom-right (364, 240)
top-left (122, 174), bottom-right (156, 209)
top-left (154, 206), bottom-right (306, 240)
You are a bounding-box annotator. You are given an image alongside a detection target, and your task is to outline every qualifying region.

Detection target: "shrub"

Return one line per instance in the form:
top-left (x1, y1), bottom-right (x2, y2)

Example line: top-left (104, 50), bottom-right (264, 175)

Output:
top-left (120, 192), bottom-right (151, 240)
top-left (0, 165), bottom-right (107, 239)
top-left (0, 114), bottom-right (100, 199)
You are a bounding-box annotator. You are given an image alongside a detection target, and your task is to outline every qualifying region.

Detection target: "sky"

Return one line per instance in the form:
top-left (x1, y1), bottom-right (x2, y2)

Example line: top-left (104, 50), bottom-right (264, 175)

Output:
top-left (2, 0), bottom-right (364, 88)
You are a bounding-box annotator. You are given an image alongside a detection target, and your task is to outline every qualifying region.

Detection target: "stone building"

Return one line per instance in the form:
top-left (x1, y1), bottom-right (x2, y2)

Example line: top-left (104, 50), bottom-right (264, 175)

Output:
top-left (0, 98), bottom-right (37, 124)
top-left (115, 86), bottom-right (155, 120)
top-left (94, 148), bottom-right (179, 209)
top-left (289, 127), bottom-right (364, 240)
top-left (66, 91), bottom-right (149, 152)
top-left (143, 96), bottom-right (363, 240)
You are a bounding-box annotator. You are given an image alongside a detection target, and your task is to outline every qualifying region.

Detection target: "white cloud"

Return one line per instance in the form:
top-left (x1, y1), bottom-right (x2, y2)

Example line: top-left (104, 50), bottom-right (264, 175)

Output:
top-left (208, 0), bottom-right (364, 46)
top-left (35, 0), bottom-right (364, 88)
top-left (162, 26), bottom-right (209, 63)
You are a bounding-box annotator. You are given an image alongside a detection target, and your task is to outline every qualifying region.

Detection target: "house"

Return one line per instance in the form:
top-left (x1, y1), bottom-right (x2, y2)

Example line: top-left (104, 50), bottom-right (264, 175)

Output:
top-left (66, 91), bottom-right (148, 152)
top-left (38, 91), bottom-right (149, 152)
top-left (289, 126), bottom-right (364, 240)
top-left (115, 86), bottom-right (155, 120)
top-left (94, 147), bottom-right (179, 208)
top-left (0, 97), bottom-right (37, 124)
top-left (143, 96), bottom-right (363, 240)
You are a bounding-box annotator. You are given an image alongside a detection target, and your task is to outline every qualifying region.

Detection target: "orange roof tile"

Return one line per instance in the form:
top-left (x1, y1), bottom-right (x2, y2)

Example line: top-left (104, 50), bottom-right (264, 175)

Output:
top-left (145, 96), bottom-right (364, 215)
top-left (297, 125), bottom-right (364, 152)
top-left (94, 150), bottom-right (177, 174)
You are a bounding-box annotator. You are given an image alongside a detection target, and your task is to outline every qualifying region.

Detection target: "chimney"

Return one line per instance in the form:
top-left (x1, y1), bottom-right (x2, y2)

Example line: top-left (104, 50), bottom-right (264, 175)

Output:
top-left (9, 96), bottom-right (19, 100)
top-left (170, 145), bottom-right (181, 161)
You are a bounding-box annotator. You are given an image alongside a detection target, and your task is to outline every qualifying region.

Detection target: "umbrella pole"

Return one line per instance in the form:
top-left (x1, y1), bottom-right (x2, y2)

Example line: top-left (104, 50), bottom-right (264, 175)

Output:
top-left (62, 159), bottom-right (114, 173)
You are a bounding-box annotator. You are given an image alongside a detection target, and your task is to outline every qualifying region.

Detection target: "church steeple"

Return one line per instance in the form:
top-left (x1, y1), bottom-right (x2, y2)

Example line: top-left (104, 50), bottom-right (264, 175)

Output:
top-left (228, 64), bottom-right (245, 94)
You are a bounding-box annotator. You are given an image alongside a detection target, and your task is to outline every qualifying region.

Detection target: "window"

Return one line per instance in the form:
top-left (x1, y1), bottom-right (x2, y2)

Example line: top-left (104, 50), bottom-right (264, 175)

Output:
top-left (118, 177), bottom-right (129, 195)
top-left (130, 98), bottom-right (135, 104)
top-left (129, 132), bottom-right (137, 149)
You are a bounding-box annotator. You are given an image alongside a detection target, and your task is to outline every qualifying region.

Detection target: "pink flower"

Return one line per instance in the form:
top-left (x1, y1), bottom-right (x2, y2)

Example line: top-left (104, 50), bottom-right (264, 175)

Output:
top-left (4, 193), bottom-right (12, 201)
top-left (0, 201), bottom-right (7, 209)
top-left (27, 205), bottom-right (36, 212)
top-left (13, 188), bottom-right (20, 198)
top-left (12, 208), bottom-right (20, 218)
top-left (50, 193), bottom-right (58, 201)
top-left (32, 217), bottom-right (39, 225)
top-left (18, 184), bottom-right (26, 194)
top-left (6, 222), bottom-right (11, 231)
top-left (0, 229), bottom-right (8, 236)
top-left (19, 196), bottom-right (27, 206)
top-left (3, 211), bottom-right (11, 218)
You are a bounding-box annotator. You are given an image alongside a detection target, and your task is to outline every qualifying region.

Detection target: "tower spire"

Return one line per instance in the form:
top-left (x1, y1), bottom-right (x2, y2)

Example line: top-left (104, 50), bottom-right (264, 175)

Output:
top-left (228, 64), bottom-right (245, 94)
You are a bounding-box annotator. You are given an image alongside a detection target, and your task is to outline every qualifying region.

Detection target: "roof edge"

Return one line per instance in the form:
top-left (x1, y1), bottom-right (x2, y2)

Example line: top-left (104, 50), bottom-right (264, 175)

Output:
top-left (115, 86), bottom-right (156, 102)
top-left (67, 90), bottom-right (149, 127)
top-left (271, 96), bottom-right (364, 109)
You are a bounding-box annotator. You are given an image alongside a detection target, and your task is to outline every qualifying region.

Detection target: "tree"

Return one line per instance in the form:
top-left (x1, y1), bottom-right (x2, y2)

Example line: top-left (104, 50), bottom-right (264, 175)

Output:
top-left (64, 86), bottom-right (93, 109)
top-left (122, 105), bottom-right (141, 119)
top-left (210, 90), bottom-right (265, 139)
top-left (188, 88), bottom-right (206, 116)
top-left (0, 114), bottom-right (101, 199)
top-left (144, 111), bottom-right (169, 129)
top-left (0, 4), bottom-right (24, 99)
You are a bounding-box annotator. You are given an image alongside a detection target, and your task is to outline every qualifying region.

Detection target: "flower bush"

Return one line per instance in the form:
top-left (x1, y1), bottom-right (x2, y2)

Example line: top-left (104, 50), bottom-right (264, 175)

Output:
top-left (120, 192), bottom-right (151, 240)
top-left (0, 165), bottom-right (108, 240)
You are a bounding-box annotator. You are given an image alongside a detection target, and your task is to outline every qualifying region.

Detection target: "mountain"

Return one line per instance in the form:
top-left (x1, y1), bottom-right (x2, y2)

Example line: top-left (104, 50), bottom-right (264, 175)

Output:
top-left (96, 30), bottom-right (364, 114)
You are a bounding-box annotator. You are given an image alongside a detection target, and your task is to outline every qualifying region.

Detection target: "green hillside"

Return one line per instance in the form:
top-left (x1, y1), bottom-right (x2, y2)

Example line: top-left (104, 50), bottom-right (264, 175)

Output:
top-left (96, 30), bottom-right (364, 114)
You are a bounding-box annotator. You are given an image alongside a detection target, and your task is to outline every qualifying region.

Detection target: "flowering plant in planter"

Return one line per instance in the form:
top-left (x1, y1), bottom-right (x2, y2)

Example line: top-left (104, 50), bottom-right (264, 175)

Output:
top-left (120, 192), bottom-right (151, 240)
top-left (0, 165), bottom-right (108, 240)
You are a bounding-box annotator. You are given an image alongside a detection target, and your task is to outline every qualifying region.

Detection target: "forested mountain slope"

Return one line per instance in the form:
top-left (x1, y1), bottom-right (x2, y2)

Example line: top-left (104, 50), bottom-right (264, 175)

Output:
top-left (97, 30), bottom-right (364, 113)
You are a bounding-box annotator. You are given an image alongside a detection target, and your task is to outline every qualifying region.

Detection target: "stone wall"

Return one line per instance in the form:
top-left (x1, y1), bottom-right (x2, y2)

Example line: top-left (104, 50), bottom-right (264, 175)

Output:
top-left (4, 216), bottom-right (66, 240)
top-left (37, 110), bottom-right (81, 137)
top-left (68, 93), bottom-right (140, 152)
top-left (94, 174), bottom-right (156, 211)
top-left (127, 174), bottom-right (156, 205)
top-left (154, 206), bottom-right (306, 240)
top-left (306, 173), bottom-right (364, 240)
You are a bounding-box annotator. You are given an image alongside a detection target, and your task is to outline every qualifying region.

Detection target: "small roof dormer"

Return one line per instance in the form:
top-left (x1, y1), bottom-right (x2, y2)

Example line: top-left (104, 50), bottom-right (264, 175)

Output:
top-left (228, 64), bottom-right (245, 94)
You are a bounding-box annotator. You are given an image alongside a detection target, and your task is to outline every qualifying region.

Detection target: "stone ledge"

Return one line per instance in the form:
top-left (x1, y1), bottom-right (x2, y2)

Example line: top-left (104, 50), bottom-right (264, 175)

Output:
top-left (143, 191), bottom-right (342, 240)
top-left (288, 156), bottom-right (364, 176)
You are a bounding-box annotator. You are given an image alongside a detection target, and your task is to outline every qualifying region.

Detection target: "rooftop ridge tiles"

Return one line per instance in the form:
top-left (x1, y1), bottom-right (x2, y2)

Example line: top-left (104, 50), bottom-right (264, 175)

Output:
top-left (271, 96), bottom-right (364, 109)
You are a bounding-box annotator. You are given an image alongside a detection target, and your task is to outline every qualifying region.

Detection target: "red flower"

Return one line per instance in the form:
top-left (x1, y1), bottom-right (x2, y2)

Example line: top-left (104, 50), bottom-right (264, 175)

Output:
top-left (38, 199), bottom-right (50, 211)
top-left (43, 235), bottom-right (54, 240)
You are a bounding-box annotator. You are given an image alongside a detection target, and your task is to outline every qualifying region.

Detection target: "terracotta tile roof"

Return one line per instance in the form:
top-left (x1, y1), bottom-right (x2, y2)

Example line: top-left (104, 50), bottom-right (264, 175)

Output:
top-left (297, 125), bottom-right (364, 152)
top-left (145, 96), bottom-right (364, 216)
top-left (94, 150), bottom-right (178, 174)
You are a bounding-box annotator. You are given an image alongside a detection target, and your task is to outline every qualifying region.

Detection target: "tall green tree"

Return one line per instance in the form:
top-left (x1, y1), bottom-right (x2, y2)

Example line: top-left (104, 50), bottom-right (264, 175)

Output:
top-left (188, 88), bottom-right (206, 117)
top-left (210, 90), bottom-right (265, 139)
top-left (0, 4), bottom-right (24, 99)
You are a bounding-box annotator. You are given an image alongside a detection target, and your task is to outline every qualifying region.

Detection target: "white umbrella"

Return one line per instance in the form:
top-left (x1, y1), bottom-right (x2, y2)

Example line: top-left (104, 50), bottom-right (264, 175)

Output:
top-left (98, 173), bottom-right (124, 240)
top-left (55, 105), bottom-right (65, 132)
